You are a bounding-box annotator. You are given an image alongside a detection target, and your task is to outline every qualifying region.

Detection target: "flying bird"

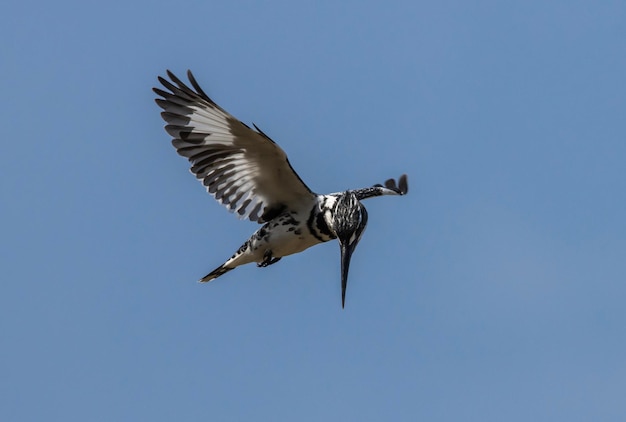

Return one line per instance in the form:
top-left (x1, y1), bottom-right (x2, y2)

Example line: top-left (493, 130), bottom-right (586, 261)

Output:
top-left (154, 70), bottom-right (408, 308)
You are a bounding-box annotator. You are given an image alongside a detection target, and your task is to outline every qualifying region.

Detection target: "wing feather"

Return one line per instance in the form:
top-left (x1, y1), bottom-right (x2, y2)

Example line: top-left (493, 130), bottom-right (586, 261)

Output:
top-left (154, 70), bottom-right (316, 223)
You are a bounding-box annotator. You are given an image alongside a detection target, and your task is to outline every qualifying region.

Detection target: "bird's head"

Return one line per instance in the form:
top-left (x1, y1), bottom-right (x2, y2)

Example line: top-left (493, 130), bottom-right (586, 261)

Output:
top-left (331, 191), bottom-right (369, 308)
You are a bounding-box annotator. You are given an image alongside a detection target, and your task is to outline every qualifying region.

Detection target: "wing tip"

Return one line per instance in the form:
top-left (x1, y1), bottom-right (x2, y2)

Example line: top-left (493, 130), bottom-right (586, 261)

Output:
top-left (376, 174), bottom-right (408, 195)
top-left (398, 174), bottom-right (408, 194)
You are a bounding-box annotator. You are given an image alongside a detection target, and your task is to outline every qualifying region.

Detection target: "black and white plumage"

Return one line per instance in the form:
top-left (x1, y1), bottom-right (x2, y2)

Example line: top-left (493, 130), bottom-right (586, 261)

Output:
top-left (154, 70), bottom-right (408, 308)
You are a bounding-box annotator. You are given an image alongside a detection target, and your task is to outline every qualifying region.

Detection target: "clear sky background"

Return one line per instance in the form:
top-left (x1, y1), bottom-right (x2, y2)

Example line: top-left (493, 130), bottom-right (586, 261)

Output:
top-left (2, 0), bottom-right (625, 420)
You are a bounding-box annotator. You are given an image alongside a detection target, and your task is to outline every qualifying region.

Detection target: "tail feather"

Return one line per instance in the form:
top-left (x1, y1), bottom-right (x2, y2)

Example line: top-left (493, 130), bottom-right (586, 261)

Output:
top-left (199, 264), bottom-right (233, 282)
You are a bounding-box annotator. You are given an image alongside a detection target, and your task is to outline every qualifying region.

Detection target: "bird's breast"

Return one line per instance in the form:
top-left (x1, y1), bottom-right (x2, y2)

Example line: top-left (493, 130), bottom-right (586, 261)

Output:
top-left (305, 195), bottom-right (338, 243)
top-left (249, 210), bottom-right (327, 260)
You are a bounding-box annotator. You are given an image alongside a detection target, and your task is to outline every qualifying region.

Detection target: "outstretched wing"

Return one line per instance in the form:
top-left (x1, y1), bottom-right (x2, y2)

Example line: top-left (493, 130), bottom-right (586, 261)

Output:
top-left (353, 174), bottom-right (408, 200)
top-left (154, 70), bottom-right (316, 223)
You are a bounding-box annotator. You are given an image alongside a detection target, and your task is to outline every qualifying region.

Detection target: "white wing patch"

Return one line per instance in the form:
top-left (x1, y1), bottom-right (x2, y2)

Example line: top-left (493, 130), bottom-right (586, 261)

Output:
top-left (154, 70), bottom-right (316, 223)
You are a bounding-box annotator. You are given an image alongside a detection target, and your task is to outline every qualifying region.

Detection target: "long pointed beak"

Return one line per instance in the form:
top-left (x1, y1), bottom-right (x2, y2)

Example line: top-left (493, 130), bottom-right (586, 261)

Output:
top-left (340, 241), bottom-right (357, 309)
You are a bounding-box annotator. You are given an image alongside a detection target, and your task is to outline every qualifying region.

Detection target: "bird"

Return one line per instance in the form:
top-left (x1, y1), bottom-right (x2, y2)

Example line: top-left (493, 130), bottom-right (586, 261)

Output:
top-left (154, 70), bottom-right (408, 308)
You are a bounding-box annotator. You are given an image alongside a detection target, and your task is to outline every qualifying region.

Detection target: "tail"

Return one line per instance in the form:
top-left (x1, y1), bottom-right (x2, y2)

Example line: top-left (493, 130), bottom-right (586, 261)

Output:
top-left (199, 264), bottom-right (234, 282)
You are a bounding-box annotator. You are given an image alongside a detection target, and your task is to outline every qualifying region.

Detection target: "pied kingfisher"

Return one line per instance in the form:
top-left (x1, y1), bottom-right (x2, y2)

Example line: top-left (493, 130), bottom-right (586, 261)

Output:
top-left (154, 70), bottom-right (408, 308)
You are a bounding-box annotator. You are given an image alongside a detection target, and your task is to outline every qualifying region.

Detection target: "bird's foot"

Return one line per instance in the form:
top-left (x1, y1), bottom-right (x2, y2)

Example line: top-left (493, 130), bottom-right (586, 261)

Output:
top-left (258, 250), bottom-right (281, 267)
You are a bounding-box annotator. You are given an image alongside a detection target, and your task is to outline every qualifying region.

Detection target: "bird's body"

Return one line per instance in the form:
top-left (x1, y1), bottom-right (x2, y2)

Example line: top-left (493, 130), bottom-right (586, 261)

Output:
top-left (202, 194), bottom-right (339, 281)
top-left (154, 70), bottom-right (408, 307)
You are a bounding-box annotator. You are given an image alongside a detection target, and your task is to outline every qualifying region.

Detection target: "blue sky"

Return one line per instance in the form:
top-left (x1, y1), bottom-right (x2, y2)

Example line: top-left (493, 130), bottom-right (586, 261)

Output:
top-left (2, 0), bottom-right (625, 420)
